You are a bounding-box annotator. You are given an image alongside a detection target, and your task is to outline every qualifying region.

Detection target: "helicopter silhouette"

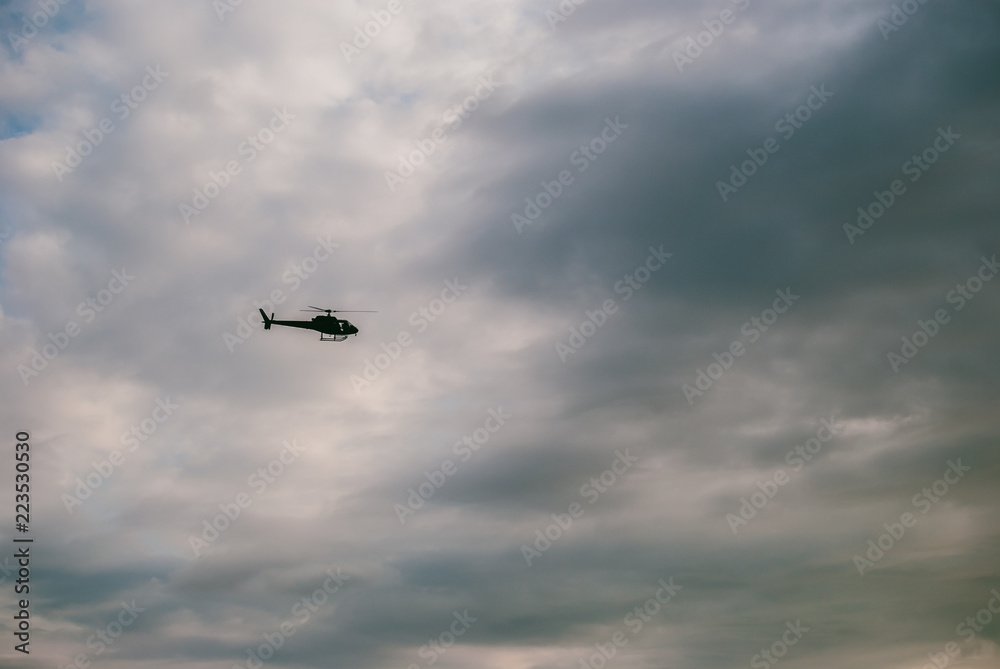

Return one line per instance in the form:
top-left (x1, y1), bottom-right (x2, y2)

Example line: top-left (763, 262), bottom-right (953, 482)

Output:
top-left (259, 306), bottom-right (376, 341)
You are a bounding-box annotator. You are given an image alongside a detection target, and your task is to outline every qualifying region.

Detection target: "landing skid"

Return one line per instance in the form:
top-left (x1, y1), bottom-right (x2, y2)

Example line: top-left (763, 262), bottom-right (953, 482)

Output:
top-left (320, 334), bottom-right (349, 342)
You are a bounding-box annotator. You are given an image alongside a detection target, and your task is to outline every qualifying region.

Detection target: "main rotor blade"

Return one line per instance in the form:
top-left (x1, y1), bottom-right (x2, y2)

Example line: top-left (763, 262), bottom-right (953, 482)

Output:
top-left (299, 307), bottom-right (377, 313)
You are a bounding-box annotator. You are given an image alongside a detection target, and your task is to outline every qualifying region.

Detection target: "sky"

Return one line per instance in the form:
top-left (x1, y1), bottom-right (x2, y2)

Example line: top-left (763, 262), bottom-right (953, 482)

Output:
top-left (1, 0), bottom-right (999, 668)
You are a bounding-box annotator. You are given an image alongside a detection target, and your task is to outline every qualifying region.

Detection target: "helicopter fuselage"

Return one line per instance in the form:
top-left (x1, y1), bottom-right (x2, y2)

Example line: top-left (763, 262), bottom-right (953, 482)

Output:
top-left (270, 315), bottom-right (358, 336)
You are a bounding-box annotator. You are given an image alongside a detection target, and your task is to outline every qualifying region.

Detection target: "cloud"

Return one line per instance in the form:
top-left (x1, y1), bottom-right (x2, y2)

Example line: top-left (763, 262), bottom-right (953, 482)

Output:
top-left (2, 0), bottom-right (1000, 667)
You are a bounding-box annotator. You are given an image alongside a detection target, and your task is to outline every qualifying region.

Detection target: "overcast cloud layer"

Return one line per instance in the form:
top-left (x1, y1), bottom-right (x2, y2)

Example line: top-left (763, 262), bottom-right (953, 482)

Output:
top-left (2, 1), bottom-right (1000, 668)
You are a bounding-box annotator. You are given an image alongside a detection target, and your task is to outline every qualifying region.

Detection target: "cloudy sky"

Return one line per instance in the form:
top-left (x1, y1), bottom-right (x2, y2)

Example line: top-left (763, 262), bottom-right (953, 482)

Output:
top-left (2, 0), bottom-right (1000, 667)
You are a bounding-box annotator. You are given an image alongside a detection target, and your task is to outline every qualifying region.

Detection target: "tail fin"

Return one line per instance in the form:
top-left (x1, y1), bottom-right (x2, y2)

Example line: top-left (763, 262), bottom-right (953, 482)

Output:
top-left (259, 309), bottom-right (272, 330)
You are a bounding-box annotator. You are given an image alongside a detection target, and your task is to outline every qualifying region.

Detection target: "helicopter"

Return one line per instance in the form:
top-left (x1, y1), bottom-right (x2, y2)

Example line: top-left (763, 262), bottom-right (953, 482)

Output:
top-left (259, 306), bottom-right (376, 341)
